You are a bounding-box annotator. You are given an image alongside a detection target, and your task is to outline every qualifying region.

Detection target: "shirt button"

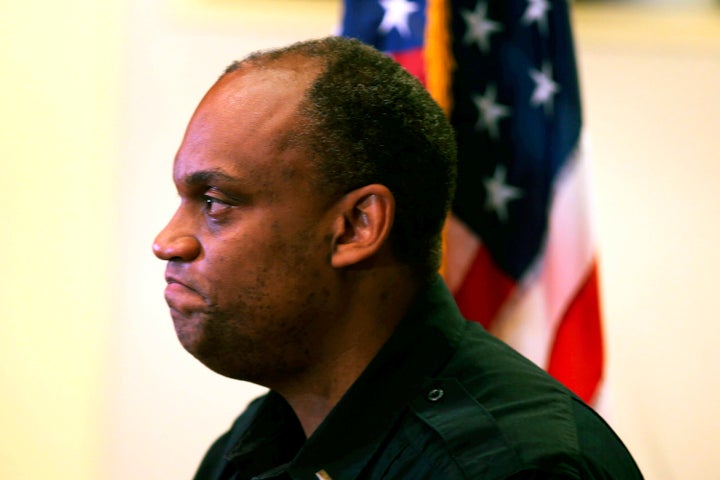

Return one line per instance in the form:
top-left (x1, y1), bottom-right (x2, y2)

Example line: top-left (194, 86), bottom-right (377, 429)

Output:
top-left (427, 388), bottom-right (444, 402)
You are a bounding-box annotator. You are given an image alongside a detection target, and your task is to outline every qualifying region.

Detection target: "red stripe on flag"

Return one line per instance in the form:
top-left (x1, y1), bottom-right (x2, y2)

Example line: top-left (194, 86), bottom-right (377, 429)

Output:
top-left (454, 246), bottom-right (515, 329)
top-left (547, 262), bottom-right (604, 403)
top-left (390, 48), bottom-right (426, 86)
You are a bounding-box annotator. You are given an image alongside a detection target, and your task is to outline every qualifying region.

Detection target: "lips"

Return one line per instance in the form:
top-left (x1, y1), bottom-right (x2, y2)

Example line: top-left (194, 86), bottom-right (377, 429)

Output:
top-left (164, 275), bottom-right (208, 314)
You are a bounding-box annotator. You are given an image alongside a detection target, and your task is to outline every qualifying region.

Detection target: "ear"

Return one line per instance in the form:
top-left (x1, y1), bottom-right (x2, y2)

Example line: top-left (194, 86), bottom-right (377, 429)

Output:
top-left (330, 184), bottom-right (395, 269)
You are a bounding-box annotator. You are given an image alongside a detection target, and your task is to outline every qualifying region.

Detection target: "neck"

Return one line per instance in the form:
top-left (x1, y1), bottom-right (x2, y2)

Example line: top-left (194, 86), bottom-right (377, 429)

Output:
top-left (274, 266), bottom-right (419, 438)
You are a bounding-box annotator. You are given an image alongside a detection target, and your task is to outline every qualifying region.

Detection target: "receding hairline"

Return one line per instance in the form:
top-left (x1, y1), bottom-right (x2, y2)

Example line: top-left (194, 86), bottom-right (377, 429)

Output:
top-left (223, 46), bottom-right (327, 80)
top-left (211, 53), bottom-right (334, 193)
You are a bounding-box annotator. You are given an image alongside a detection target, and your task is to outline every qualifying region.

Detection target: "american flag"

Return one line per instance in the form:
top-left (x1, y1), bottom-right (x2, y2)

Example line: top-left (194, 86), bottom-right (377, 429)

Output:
top-left (341, 0), bottom-right (604, 405)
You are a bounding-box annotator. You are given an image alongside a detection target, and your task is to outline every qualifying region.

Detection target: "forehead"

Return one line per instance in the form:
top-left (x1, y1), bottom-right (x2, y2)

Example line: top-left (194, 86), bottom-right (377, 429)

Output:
top-left (174, 61), bottom-right (319, 183)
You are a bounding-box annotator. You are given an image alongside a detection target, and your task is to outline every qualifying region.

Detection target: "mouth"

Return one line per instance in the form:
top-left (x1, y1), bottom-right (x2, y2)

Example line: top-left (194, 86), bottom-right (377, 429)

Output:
top-left (163, 275), bottom-right (208, 315)
top-left (165, 274), bottom-right (196, 292)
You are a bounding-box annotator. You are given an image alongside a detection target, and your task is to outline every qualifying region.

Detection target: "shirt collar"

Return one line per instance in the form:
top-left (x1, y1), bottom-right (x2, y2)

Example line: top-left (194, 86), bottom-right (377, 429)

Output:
top-left (224, 391), bottom-right (305, 479)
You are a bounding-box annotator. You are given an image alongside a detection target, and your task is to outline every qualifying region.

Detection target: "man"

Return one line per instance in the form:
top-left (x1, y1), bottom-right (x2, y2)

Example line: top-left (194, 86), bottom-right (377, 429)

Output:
top-left (153, 37), bottom-right (642, 479)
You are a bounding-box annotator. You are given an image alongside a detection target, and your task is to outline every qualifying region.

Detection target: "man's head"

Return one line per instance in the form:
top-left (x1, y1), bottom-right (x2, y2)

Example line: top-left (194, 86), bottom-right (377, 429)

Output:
top-left (153, 37), bottom-right (456, 384)
top-left (229, 36), bottom-right (457, 280)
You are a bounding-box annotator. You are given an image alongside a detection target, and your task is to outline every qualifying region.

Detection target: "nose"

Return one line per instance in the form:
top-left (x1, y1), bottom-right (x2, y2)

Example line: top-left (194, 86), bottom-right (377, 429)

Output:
top-left (152, 210), bottom-right (201, 261)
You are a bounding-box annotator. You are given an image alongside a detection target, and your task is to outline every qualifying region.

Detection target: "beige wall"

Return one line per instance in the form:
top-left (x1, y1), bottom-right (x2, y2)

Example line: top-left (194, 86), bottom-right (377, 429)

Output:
top-left (0, 1), bottom-right (122, 478)
top-left (1, 1), bottom-right (718, 479)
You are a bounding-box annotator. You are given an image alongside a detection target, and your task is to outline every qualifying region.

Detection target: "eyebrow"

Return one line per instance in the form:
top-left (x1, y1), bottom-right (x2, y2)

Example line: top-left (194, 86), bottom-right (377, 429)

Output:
top-left (179, 169), bottom-right (242, 187)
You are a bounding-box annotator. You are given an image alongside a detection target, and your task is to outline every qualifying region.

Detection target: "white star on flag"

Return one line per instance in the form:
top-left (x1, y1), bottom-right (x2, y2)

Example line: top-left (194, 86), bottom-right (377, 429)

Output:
top-left (483, 164), bottom-right (524, 223)
top-left (472, 84), bottom-right (511, 140)
top-left (378, 0), bottom-right (419, 37)
top-left (529, 62), bottom-right (560, 115)
top-left (461, 1), bottom-right (503, 54)
top-left (522, 0), bottom-right (552, 35)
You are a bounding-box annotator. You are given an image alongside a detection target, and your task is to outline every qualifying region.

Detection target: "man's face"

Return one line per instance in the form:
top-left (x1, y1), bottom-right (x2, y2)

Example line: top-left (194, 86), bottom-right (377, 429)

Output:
top-left (153, 63), bottom-right (339, 383)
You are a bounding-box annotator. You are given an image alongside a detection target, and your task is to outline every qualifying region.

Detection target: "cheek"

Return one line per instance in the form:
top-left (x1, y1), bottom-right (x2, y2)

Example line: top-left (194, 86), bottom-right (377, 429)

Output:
top-left (201, 217), bottom-right (333, 308)
top-left (262, 236), bottom-right (332, 315)
top-left (206, 234), bottom-right (305, 297)
top-left (265, 220), bottom-right (326, 268)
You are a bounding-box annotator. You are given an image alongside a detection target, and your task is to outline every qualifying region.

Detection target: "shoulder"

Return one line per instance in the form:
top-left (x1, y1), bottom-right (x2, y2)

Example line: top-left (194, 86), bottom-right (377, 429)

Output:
top-left (385, 322), bottom-right (642, 479)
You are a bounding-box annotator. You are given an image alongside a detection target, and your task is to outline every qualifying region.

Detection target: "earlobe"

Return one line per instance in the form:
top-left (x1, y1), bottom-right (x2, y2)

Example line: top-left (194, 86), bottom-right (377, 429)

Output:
top-left (331, 184), bottom-right (394, 269)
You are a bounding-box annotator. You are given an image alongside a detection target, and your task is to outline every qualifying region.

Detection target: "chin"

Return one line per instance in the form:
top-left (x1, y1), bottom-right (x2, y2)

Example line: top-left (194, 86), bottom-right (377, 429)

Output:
top-left (194, 346), bottom-right (307, 388)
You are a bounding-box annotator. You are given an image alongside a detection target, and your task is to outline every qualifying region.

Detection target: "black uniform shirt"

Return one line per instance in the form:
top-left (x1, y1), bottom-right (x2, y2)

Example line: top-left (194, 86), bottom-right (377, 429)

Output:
top-left (194, 277), bottom-right (643, 480)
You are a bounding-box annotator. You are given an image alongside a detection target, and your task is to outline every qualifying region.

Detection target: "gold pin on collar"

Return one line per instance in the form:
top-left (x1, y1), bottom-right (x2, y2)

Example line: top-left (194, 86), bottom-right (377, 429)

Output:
top-left (315, 469), bottom-right (332, 480)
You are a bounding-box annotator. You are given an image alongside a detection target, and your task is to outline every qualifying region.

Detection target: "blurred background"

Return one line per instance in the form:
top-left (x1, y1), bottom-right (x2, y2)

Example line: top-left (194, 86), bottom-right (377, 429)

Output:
top-left (1, 0), bottom-right (719, 478)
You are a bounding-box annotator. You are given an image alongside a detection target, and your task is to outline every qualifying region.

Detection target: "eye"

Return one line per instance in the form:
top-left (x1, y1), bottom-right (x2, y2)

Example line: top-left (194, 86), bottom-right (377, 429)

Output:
top-left (203, 195), bottom-right (231, 216)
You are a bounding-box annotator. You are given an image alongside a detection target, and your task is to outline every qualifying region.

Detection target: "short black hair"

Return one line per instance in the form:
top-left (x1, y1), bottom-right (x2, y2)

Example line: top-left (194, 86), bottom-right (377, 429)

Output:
top-left (226, 36), bottom-right (457, 282)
